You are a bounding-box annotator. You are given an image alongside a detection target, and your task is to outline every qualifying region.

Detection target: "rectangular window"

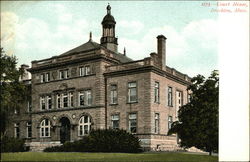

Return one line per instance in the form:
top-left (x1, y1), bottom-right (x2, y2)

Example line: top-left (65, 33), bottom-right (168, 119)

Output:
top-left (59, 71), bottom-right (64, 79)
top-left (27, 101), bottom-right (32, 112)
top-left (79, 90), bottom-right (92, 106)
top-left (40, 74), bottom-right (45, 83)
top-left (111, 114), bottom-right (119, 129)
top-left (65, 70), bottom-right (69, 79)
top-left (45, 73), bottom-right (50, 82)
top-left (154, 82), bottom-right (160, 103)
top-left (168, 116), bottom-right (173, 131)
top-left (110, 85), bottom-right (118, 104)
top-left (59, 70), bottom-right (69, 79)
top-left (14, 123), bottom-right (20, 138)
top-left (47, 95), bottom-right (52, 109)
top-left (79, 67), bottom-right (85, 76)
top-left (40, 96), bottom-right (45, 110)
top-left (129, 113), bottom-right (137, 133)
top-left (168, 87), bottom-right (173, 106)
top-left (27, 122), bottom-right (32, 138)
top-left (69, 92), bottom-right (74, 107)
top-left (79, 92), bottom-right (84, 106)
top-left (155, 113), bottom-right (159, 134)
top-left (176, 91), bottom-right (183, 117)
top-left (128, 82), bottom-right (137, 103)
top-left (86, 90), bottom-right (92, 106)
top-left (85, 66), bottom-right (90, 75)
top-left (63, 93), bottom-right (68, 108)
top-left (57, 94), bottom-right (61, 108)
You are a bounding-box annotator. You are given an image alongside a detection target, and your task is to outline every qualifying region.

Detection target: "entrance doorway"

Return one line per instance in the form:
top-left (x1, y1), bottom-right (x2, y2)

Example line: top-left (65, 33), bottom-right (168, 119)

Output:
top-left (59, 117), bottom-right (71, 143)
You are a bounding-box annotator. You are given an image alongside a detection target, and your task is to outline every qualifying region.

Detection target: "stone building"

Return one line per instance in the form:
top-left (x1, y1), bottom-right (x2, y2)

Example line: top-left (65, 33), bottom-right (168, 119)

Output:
top-left (7, 5), bottom-right (191, 151)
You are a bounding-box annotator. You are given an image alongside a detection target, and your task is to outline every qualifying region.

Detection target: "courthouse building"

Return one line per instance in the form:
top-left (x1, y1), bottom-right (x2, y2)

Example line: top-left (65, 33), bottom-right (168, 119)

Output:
top-left (7, 5), bottom-right (191, 151)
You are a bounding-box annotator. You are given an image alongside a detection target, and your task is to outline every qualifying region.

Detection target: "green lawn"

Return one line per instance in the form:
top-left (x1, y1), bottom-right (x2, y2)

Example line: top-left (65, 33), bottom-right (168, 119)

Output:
top-left (1, 152), bottom-right (217, 162)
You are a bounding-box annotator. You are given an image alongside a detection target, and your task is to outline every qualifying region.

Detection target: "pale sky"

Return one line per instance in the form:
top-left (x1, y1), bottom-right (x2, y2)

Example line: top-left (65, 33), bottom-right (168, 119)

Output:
top-left (1, 1), bottom-right (218, 77)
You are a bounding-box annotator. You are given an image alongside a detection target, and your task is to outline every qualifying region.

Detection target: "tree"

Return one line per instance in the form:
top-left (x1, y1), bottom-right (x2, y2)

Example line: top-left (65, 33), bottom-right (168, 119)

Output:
top-left (0, 48), bottom-right (26, 136)
top-left (168, 70), bottom-right (218, 155)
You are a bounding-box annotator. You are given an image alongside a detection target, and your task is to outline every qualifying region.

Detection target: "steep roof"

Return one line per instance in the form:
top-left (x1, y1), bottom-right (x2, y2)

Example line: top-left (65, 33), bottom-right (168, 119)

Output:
top-left (59, 40), bottom-right (133, 63)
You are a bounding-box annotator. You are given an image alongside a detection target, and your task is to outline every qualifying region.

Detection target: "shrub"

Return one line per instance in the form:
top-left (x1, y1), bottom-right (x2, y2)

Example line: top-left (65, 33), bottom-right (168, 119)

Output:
top-left (1, 136), bottom-right (26, 152)
top-left (44, 129), bottom-right (142, 153)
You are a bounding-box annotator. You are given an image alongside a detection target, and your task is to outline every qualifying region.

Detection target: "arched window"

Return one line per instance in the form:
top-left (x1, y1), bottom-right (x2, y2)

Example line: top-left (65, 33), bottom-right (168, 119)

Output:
top-left (78, 115), bottom-right (91, 136)
top-left (40, 119), bottom-right (51, 137)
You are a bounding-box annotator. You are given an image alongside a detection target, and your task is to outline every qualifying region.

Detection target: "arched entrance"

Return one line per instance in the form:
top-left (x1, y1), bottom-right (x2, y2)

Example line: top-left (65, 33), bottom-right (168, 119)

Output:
top-left (59, 117), bottom-right (71, 143)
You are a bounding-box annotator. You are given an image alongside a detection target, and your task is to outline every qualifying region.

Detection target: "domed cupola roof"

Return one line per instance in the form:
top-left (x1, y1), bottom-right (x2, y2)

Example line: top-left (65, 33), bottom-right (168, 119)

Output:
top-left (102, 4), bottom-right (116, 26)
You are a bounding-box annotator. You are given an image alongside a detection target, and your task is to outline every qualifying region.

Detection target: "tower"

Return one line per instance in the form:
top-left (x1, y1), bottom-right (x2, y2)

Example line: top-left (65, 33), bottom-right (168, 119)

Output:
top-left (100, 4), bottom-right (118, 52)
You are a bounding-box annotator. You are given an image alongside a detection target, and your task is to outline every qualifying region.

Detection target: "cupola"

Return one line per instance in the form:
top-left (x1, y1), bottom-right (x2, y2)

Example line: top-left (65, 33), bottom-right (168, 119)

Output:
top-left (100, 4), bottom-right (118, 52)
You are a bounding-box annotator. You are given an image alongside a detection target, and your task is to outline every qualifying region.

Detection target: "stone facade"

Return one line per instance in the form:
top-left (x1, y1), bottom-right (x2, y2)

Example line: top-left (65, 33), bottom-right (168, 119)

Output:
top-left (6, 5), bottom-right (191, 151)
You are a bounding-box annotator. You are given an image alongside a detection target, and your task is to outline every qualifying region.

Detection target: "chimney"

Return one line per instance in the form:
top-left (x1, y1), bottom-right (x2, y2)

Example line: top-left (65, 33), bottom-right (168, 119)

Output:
top-left (157, 35), bottom-right (166, 70)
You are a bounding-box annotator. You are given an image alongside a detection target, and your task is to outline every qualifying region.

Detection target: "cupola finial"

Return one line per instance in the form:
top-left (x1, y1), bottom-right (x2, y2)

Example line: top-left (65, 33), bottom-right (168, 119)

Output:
top-left (107, 3), bottom-right (111, 14)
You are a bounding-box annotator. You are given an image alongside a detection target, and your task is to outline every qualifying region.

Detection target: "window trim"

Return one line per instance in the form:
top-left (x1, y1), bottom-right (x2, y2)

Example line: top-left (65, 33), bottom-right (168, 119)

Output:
top-left (57, 94), bottom-right (61, 108)
top-left (79, 66), bottom-right (85, 76)
top-left (40, 96), bottom-right (46, 110)
top-left (78, 90), bottom-right (92, 107)
top-left (128, 112), bottom-right (137, 134)
top-left (154, 81), bottom-right (160, 103)
top-left (47, 95), bottom-right (52, 109)
top-left (26, 122), bottom-right (32, 138)
top-left (167, 86), bottom-right (173, 107)
top-left (127, 81), bottom-right (138, 103)
top-left (59, 69), bottom-right (69, 80)
top-left (45, 72), bottom-right (50, 82)
top-left (85, 65), bottom-right (91, 76)
top-left (40, 73), bottom-right (45, 83)
top-left (40, 119), bottom-right (51, 138)
top-left (63, 93), bottom-right (68, 108)
top-left (14, 123), bottom-right (20, 138)
top-left (27, 100), bottom-right (32, 112)
top-left (69, 92), bottom-right (74, 107)
top-left (110, 84), bottom-right (118, 105)
top-left (78, 115), bottom-right (91, 136)
top-left (168, 115), bottom-right (173, 132)
top-left (79, 65), bottom-right (91, 77)
top-left (111, 114), bottom-right (120, 129)
top-left (155, 113), bottom-right (160, 134)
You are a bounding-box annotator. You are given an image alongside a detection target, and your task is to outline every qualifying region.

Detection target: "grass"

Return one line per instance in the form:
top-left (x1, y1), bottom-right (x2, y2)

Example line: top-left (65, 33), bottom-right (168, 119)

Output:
top-left (1, 152), bottom-right (218, 162)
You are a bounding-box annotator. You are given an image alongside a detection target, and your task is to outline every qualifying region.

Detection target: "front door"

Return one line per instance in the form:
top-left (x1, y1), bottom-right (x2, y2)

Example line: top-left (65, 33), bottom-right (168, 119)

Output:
top-left (59, 117), bottom-right (71, 143)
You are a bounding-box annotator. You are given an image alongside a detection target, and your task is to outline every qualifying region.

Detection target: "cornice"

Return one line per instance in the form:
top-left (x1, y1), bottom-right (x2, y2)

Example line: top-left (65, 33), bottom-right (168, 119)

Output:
top-left (104, 66), bottom-right (191, 86)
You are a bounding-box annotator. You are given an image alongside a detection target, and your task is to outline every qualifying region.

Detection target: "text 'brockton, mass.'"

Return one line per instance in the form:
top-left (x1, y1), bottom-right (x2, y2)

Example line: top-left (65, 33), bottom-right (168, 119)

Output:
top-left (201, 1), bottom-right (248, 13)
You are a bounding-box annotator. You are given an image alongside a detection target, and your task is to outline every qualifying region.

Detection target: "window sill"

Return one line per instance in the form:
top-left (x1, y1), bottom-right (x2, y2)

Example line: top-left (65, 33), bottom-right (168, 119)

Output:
top-left (126, 101), bottom-right (138, 104)
top-left (79, 105), bottom-right (92, 107)
top-left (109, 103), bottom-right (118, 106)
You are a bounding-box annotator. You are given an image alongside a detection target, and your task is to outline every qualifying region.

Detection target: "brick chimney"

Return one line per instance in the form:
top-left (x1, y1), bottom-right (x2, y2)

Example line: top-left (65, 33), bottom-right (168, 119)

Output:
top-left (157, 35), bottom-right (166, 70)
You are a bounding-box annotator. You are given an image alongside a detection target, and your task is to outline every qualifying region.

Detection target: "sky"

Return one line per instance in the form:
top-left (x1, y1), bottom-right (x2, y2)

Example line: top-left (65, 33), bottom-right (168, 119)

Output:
top-left (1, 1), bottom-right (218, 77)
